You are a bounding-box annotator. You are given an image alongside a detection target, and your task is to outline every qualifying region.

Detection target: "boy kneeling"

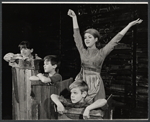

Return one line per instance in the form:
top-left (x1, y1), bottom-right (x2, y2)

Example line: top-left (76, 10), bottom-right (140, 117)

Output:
top-left (51, 81), bottom-right (107, 120)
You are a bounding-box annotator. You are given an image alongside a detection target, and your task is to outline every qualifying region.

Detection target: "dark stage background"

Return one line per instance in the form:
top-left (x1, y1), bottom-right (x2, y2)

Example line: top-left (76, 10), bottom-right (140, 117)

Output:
top-left (2, 4), bottom-right (148, 119)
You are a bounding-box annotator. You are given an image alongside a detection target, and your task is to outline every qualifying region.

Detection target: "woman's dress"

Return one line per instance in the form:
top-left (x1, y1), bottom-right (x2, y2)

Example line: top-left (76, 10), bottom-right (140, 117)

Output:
top-left (69, 28), bottom-right (123, 103)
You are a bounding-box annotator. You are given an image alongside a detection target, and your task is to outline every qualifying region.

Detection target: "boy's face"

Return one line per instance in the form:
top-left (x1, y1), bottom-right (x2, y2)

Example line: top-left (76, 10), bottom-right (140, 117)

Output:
top-left (44, 60), bottom-right (56, 73)
top-left (70, 87), bottom-right (87, 103)
top-left (20, 48), bottom-right (33, 58)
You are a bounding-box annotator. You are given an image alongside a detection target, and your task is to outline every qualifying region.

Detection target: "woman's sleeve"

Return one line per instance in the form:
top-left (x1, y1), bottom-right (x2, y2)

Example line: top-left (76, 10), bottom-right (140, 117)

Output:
top-left (102, 33), bottom-right (124, 57)
top-left (73, 28), bottom-right (84, 54)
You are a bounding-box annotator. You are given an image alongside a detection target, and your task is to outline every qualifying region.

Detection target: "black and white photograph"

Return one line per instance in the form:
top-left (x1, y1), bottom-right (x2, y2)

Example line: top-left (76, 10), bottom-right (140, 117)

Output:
top-left (2, 1), bottom-right (148, 120)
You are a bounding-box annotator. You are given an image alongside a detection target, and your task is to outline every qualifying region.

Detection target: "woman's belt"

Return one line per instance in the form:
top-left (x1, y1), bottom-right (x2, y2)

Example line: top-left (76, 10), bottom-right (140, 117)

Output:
top-left (81, 64), bottom-right (100, 73)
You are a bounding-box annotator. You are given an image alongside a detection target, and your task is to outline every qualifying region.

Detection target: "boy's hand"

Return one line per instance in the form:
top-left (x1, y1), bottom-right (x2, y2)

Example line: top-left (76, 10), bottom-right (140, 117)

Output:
top-left (57, 103), bottom-right (65, 114)
top-left (83, 107), bottom-right (90, 119)
top-left (67, 9), bottom-right (76, 18)
top-left (129, 18), bottom-right (143, 26)
top-left (4, 53), bottom-right (14, 62)
top-left (9, 62), bottom-right (18, 67)
top-left (29, 76), bottom-right (40, 81)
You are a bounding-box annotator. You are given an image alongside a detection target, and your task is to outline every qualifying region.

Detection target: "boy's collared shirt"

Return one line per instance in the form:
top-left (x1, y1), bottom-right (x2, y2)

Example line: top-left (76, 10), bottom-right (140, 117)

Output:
top-left (58, 95), bottom-right (89, 108)
top-left (57, 95), bottom-right (106, 119)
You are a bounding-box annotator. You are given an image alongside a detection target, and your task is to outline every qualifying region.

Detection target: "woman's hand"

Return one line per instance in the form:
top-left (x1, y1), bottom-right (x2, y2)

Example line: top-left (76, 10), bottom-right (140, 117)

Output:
top-left (119, 18), bottom-right (143, 36)
top-left (129, 18), bottom-right (143, 26)
top-left (83, 107), bottom-right (90, 119)
top-left (57, 103), bottom-right (65, 114)
top-left (67, 9), bottom-right (76, 18)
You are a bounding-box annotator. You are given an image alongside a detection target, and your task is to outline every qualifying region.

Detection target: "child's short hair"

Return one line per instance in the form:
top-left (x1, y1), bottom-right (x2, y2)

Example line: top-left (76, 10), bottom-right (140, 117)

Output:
top-left (44, 55), bottom-right (60, 71)
top-left (70, 81), bottom-right (88, 93)
top-left (18, 41), bottom-right (33, 50)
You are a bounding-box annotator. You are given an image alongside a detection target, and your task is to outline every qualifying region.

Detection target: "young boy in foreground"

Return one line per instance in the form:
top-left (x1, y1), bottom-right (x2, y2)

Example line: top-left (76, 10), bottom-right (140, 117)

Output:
top-left (51, 81), bottom-right (107, 119)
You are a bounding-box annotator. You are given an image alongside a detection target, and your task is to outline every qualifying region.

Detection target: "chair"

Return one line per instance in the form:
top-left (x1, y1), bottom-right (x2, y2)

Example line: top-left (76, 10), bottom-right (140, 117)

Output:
top-left (103, 94), bottom-right (113, 119)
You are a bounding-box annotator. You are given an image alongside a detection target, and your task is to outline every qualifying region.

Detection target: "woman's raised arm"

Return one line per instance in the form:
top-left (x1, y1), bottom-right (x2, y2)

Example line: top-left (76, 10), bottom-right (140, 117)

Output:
top-left (119, 18), bottom-right (143, 35)
top-left (67, 9), bottom-right (85, 54)
top-left (68, 9), bottom-right (79, 29)
top-left (103, 18), bottom-right (143, 56)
